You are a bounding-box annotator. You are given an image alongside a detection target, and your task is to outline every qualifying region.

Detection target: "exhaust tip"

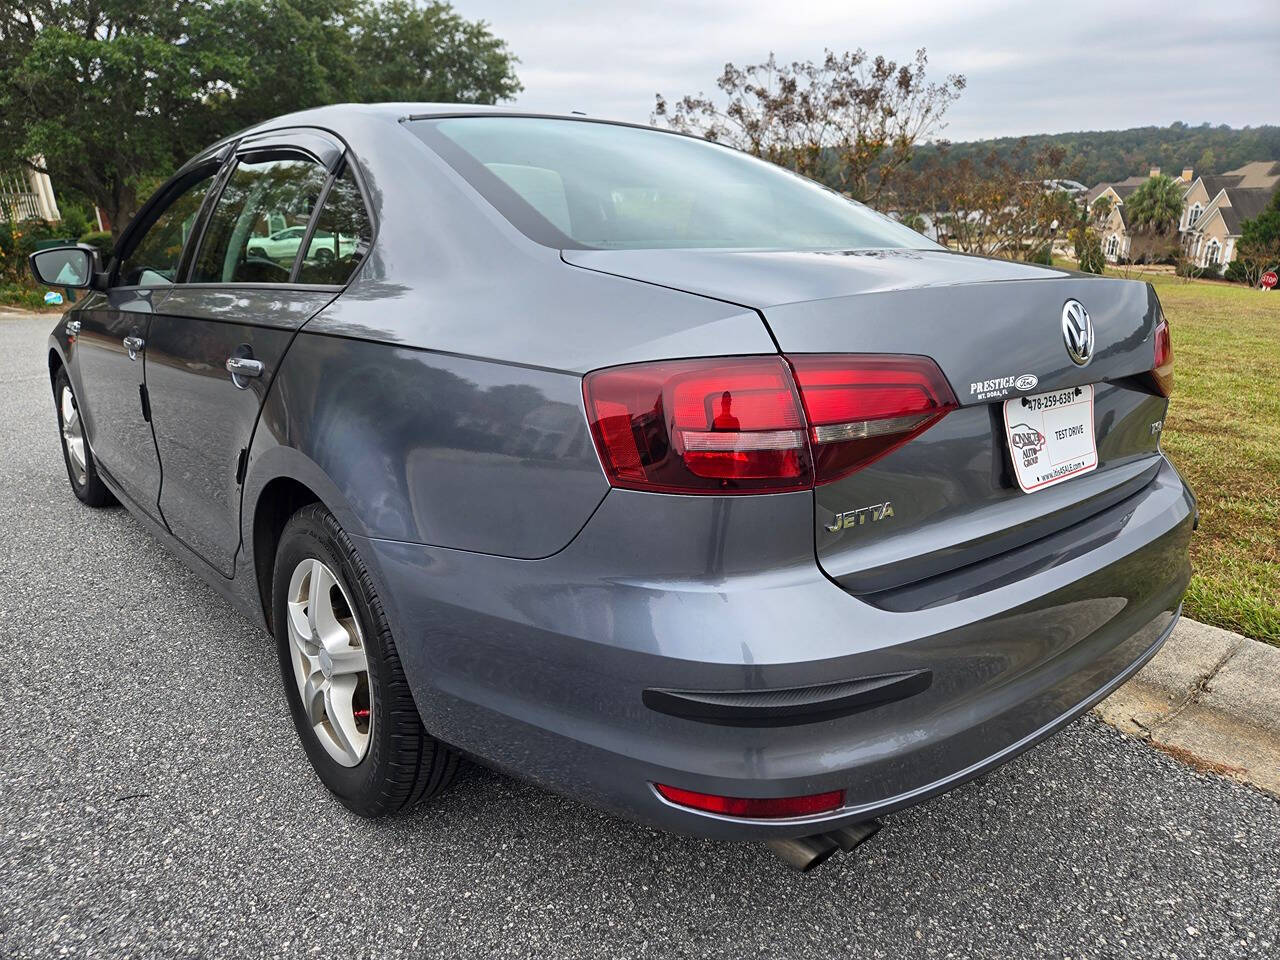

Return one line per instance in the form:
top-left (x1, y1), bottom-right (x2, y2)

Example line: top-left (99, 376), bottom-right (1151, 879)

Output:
top-left (826, 819), bottom-right (882, 853)
top-left (764, 819), bottom-right (883, 872)
top-left (764, 834), bottom-right (841, 872)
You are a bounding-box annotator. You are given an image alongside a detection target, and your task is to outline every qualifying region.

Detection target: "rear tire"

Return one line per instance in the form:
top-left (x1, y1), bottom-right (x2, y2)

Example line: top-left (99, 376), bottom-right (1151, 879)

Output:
top-left (272, 503), bottom-right (457, 817)
top-left (53, 366), bottom-right (115, 507)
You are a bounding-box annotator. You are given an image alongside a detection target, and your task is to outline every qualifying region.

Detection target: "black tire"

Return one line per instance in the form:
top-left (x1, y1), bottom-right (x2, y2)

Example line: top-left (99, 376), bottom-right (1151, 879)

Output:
top-left (53, 366), bottom-right (116, 507)
top-left (272, 503), bottom-right (457, 816)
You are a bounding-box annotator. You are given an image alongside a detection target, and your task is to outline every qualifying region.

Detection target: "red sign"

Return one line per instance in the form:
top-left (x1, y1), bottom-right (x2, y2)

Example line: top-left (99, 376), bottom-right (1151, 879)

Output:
top-left (1261, 271), bottom-right (1278, 289)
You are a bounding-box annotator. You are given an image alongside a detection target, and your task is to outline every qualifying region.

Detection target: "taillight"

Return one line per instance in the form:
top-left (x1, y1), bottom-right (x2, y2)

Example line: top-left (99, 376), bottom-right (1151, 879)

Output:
top-left (788, 354), bottom-right (958, 484)
top-left (1152, 317), bottom-right (1173, 396)
top-left (583, 356), bottom-right (811, 494)
top-left (654, 782), bottom-right (845, 818)
top-left (582, 354), bottom-right (956, 494)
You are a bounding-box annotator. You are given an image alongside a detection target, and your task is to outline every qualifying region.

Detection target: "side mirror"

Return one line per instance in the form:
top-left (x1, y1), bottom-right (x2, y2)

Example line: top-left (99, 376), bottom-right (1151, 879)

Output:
top-left (28, 244), bottom-right (102, 290)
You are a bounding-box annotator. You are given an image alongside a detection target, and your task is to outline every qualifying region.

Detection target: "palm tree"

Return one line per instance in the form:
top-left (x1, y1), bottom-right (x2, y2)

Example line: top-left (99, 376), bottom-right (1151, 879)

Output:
top-left (1123, 174), bottom-right (1186, 265)
top-left (1125, 174), bottom-right (1184, 235)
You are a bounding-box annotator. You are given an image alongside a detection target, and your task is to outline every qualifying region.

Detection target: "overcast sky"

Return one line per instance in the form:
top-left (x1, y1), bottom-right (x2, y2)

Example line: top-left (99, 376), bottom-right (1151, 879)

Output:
top-left (451, 0), bottom-right (1280, 141)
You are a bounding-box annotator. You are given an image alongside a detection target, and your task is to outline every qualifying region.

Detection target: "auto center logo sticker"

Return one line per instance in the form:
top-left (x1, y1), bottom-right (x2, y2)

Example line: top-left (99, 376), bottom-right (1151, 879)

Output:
top-left (1009, 422), bottom-right (1046, 469)
top-left (970, 373), bottom-right (1038, 400)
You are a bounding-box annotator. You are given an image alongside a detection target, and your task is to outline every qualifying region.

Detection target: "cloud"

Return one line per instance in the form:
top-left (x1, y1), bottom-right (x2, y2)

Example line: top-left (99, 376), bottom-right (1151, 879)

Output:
top-left (453, 0), bottom-right (1280, 139)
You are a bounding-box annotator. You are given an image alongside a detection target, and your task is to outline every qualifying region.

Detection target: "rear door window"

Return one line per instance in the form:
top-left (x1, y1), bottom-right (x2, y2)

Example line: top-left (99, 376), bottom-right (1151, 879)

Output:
top-left (190, 154), bottom-right (328, 284)
top-left (295, 165), bottom-right (373, 285)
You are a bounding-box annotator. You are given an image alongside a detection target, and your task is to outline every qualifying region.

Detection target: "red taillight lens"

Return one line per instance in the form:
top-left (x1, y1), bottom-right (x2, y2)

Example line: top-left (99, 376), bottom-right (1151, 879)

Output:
top-left (583, 356), bottom-right (811, 493)
top-left (1152, 318), bottom-right (1173, 397)
top-left (583, 354), bottom-right (956, 494)
top-left (654, 783), bottom-right (845, 818)
top-left (788, 354), bottom-right (958, 484)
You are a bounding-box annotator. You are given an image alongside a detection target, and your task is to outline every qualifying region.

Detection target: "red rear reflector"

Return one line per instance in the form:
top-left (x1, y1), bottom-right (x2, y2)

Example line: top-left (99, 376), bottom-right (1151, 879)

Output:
top-left (583, 354), bottom-right (956, 494)
top-left (1152, 318), bottom-right (1173, 397)
top-left (788, 355), bottom-right (957, 484)
top-left (654, 783), bottom-right (845, 818)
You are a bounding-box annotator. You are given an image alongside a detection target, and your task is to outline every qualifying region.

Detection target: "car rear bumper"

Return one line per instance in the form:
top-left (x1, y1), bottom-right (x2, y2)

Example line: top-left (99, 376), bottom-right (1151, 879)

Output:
top-left (356, 455), bottom-right (1194, 840)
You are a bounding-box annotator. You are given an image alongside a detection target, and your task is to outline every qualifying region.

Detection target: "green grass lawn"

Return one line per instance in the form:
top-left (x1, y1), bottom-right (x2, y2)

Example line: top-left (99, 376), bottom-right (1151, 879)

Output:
top-left (1140, 275), bottom-right (1280, 644)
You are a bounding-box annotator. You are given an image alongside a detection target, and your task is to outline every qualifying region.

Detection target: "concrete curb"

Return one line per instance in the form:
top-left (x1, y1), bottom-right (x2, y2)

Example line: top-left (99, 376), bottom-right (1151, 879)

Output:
top-left (1095, 617), bottom-right (1280, 795)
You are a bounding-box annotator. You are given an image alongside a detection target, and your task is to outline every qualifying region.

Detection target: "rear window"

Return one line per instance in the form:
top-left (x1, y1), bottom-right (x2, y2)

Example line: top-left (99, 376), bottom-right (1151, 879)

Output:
top-left (410, 116), bottom-right (934, 252)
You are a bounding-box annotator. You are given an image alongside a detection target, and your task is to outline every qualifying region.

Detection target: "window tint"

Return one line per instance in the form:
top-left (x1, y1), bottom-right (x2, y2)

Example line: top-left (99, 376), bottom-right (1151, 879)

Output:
top-left (191, 154), bottom-right (328, 284)
top-left (117, 171), bottom-right (218, 287)
top-left (296, 166), bottom-right (372, 285)
top-left (411, 117), bottom-right (935, 252)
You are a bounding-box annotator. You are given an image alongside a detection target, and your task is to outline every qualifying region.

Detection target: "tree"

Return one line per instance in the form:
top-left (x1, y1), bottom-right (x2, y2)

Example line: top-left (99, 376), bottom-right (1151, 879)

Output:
top-left (1072, 225), bottom-right (1105, 274)
top-left (905, 122), bottom-right (1280, 190)
top-left (1123, 173), bottom-right (1184, 263)
top-left (653, 49), bottom-right (964, 205)
top-left (895, 140), bottom-right (1078, 261)
top-left (1090, 195), bottom-right (1113, 224)
top-left (350, 1), bottom-right (520, 103)
top-left (1125, 174), bottom-right (1184, 233)
top-left (1235, 189), bottom-right (1280, 286)
top-left (0, 1), bottom-right (520, 238)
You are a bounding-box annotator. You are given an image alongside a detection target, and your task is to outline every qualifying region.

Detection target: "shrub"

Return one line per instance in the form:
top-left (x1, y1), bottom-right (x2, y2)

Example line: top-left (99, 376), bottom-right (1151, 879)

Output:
top-left (1222, 260), bottom-right (1251, 284)
top-left (60, 204), bottom-right (93, 238)
top-left (13, 218), bottom-right (61, 254)
top-left (1071, 226), bottom-right (1105, 274)
top-left (79, 230), bottom-right (114, 259)
top-left (1026, 242), bottom-right (1054, 265)
top-left (0, 282), bottom-right (55, 309)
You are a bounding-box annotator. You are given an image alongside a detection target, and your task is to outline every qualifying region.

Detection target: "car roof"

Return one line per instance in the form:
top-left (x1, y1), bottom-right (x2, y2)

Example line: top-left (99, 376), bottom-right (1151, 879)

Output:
top-left (180, 103), bottom-right (637, 174)
top-left (244, 102), bottom-right (615, 138)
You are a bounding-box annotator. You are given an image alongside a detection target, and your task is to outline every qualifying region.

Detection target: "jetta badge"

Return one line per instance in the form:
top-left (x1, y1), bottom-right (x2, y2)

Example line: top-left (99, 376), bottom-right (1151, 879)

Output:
top-left (1062, 300), bottom-right (1094, 366)
top-left (825, 501), bottom-right (894, 532)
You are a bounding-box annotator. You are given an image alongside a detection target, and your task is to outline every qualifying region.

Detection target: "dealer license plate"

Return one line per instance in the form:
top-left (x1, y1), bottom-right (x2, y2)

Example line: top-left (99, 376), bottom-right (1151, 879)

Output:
top-left (1002, 385), bottom-right (1098, 493)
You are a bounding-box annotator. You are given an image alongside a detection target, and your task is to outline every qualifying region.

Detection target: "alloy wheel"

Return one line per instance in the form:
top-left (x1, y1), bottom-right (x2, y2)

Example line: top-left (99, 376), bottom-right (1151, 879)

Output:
top-left (285, 558), bottom-right (373, 767)
top-left (60, 385), bottom-right (87, 486)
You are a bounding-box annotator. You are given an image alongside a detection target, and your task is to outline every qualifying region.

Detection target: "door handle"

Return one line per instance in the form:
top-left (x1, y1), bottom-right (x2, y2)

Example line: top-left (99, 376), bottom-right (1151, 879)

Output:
top-left (225, 356), bottom-right (264, 388)
top-left (122, 335), bottom-right (144, 360)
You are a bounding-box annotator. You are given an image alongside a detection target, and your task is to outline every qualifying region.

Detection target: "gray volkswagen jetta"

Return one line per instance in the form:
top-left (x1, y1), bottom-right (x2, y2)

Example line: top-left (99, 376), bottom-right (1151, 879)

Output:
top-left (33, 104), bottom-right (1192, 870)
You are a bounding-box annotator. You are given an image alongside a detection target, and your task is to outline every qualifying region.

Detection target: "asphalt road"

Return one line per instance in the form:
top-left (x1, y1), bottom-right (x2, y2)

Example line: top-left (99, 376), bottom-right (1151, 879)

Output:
top-left (2, 311), bottom-right (1278, 959)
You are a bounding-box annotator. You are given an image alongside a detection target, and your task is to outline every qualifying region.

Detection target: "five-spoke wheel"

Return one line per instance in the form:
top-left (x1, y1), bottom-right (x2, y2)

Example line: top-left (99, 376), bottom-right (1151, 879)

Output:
top-left (272, 504), bottom-right (457, 816)
top-left (284, 558), bottom-right (373, 767)
top-left (59, 384), bottom-right (87, 486)
top-left (52, 366), bottom-right (114, 507)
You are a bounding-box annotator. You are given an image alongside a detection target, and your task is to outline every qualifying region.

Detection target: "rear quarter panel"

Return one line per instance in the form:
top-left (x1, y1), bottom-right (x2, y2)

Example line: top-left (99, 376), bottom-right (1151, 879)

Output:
top-left (249, 331), bottom-right (607, 558)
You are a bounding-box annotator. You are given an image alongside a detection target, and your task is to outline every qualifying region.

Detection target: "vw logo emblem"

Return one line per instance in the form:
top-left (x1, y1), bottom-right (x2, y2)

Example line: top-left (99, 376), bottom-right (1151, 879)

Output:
top-left (1062, 300), bottom-right (1094, 366)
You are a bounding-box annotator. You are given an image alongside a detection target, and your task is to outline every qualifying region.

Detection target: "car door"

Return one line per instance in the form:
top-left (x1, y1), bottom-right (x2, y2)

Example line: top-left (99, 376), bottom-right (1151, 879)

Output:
top-left (143, 133), bottom-right (371, 576)
top-left (69, 164), bottom-right (223, 520)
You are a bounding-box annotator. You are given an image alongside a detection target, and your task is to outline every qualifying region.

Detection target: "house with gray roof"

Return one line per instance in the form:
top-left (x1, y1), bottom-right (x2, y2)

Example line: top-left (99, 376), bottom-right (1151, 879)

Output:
top-left (1180, 162), bottom-right (1280, 270)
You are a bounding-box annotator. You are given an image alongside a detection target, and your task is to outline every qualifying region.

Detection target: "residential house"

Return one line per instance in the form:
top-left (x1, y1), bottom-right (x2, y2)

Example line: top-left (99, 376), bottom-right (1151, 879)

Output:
top-left (1096, 202), bottom-right (1132, 261)
top-left (0, 164), bottom-right (60, 223)
top-left (1179, 161), bottom-right (1280, 270)
top-left (1085, 167), bottom-right (1194, 262)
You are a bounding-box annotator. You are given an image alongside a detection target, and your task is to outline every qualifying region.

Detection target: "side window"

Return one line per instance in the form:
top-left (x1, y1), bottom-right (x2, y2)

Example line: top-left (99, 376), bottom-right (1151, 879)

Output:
top-left (296, 166), bottom-right (372, 285)
top-left (117, 170), bottom-right (218, 287)
top-left (191, 154), bottom-right (328, 284)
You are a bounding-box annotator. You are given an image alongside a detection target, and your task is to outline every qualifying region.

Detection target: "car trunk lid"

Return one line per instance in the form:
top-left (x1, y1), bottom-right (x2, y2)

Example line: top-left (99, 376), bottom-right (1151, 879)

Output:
top-left (564, 247), bottom-right (1170, 606)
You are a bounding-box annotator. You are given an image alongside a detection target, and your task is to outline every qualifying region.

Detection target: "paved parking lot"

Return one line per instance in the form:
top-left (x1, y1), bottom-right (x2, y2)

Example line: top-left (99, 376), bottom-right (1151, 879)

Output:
top-left (2, 311), bottom-right (1278, 958)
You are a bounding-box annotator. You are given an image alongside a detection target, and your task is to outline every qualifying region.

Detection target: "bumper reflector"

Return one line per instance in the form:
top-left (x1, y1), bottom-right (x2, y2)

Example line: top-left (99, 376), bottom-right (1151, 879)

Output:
top-left (654, 783), bottom-right (845, 818)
